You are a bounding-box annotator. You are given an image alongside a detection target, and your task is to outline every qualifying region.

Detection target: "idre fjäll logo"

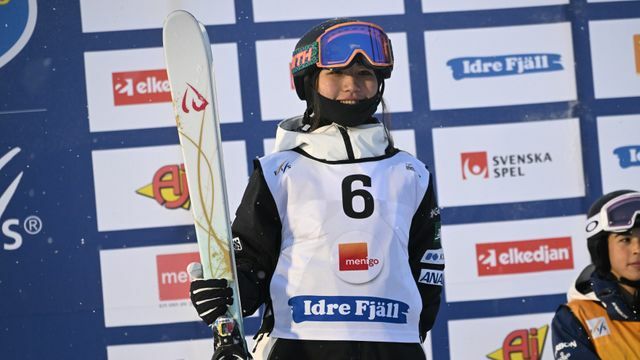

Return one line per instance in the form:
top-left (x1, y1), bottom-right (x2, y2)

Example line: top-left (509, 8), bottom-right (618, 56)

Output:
top-left (486, 325), bottom-right (549, 360)
top-left (156, 252), bottom-right (200, 301)
top-left (447, 53), bottom-right (563, 80)
top-left (288, 295), bottom-right (409, 324)
top-left (613, 145), bottom-right (640, 169)
top-left (0, 0), bottom-right (37, 69)
top-left (476, 237), bottom-right (574, 276)
top-left (136, 164), bottom-right (190, 210)
top-left (112, 69), bottom-right (171, 106)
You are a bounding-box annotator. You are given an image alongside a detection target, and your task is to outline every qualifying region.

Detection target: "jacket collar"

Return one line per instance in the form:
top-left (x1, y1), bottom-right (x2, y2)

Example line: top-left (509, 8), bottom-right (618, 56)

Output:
top-left (272, 116), bottom-right (392, 161)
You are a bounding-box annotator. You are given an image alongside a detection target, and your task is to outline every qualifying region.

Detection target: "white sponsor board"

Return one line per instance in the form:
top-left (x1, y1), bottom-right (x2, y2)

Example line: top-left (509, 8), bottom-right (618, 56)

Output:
top-left (589, 18), bottom-right (640, 99)
top-left (433, 118), bottom-right (585, 207)
top-left (100, 243), bottom-right (199, 327)
top-left (448, 313), bottom-right (554, 360)
top-left (262, 129), bottom-right (416, 156)
top-left (442, 216), bottom-right (590, 302)
top-left (424, 23), bottom-right (577, 110)
top-left (597, 114), bottom-right (640, 193)
top-left (107, 338), bottom-right (256, 359)
top-left (85, 44), bottom-right (242, 133)
top-left (256, 33), bottom-right (412, 121)
top-left (422, 0), bottom-right (567, 13)
top-left (252, 0), bottom-right (404, 22)
top-left (92, 143), bottom-right (247, 232)
top-left (79, 0), bottom-right (235, 32)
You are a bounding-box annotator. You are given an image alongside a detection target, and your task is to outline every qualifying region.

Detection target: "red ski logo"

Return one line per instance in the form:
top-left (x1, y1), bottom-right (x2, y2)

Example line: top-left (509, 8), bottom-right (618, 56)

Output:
top-left (181, 83), bottom-right (209, 113)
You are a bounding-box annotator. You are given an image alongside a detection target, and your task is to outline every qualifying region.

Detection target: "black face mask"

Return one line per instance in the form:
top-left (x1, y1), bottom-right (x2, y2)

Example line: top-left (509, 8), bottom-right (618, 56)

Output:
top-left (308, 86), bottom-right (381, 128)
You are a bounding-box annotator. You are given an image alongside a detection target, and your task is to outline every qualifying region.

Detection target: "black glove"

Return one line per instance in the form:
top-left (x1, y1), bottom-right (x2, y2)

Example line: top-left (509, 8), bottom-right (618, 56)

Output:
top-left (189, 272), bottom-right (234, 325)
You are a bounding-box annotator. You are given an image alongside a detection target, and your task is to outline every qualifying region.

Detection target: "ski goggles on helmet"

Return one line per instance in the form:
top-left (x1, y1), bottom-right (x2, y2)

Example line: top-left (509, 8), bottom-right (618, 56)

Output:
top-left (586, 192), bottom-right (640, 236)
top-left (290, 21), bottom-right (393, 77)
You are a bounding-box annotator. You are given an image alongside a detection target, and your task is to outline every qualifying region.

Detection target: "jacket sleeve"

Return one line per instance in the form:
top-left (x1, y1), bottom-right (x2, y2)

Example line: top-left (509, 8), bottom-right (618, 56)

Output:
top-left (408, 171), bottom-right (443, 342)
top-left (551, 305), bottom-right (599, 360)
top-left (231, 160), bottom-right (282, 317)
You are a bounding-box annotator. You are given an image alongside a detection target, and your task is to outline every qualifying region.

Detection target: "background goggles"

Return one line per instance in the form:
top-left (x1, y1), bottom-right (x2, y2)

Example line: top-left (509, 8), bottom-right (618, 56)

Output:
top-left (291, 22), bottom-right (393, 75)
top-left (586, 192), bottom-right (640, 236)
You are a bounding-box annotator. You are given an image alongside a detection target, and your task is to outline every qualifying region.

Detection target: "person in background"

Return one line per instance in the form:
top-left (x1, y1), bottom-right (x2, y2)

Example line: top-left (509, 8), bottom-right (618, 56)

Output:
top-left (188, 17), bottom-right (444, 360)
top-left (551, 190), bottom-right (640, 359)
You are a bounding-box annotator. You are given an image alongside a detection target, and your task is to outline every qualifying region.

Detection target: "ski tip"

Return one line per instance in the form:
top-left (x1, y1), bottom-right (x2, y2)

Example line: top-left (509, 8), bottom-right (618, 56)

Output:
top-left (187, 262), bottom-right (204, 280)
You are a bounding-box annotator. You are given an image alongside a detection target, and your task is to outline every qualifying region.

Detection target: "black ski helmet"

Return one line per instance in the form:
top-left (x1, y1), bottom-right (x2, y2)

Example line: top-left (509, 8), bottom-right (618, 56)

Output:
top-left (290, 18), bottom-right (394, 101)
top-left (587, 189), bottom-right (638, 274)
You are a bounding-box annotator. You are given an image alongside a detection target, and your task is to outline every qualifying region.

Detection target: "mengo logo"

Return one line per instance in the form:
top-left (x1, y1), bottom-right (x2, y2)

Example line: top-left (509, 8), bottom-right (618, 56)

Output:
top-left (338, 242), bottom-right (379, 271)
top-left (461, 151), bottom-right (489, 180)
top-left (136, 164), bottom-right (190, 210)
top-left (486, 325), bottom-right (548, 360)
top-left (112, 69), bottom-right (171, 106)
top-left (156, 252), bottom-right (200, 301)
top-left (476, 237), bottom-right (574, 276)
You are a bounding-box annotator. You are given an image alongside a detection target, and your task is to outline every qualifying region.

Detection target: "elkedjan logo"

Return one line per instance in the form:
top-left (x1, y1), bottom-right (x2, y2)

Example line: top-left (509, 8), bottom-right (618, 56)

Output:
top-left (112, 69), bottom-right (171, 106)
top-left (476, 237), bottom-right (574, 276)
top-left (613, 145), bottom-right (640, 169)
top-left (486, 325), bottom-right (548, 360)
top-left (447, 53), bottom-right (563, 80)
top-left (136, 164), bottom-right (190, 210)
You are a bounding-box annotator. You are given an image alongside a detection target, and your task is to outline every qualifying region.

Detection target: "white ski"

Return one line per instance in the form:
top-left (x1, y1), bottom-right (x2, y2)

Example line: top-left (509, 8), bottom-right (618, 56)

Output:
top-left (162, 10), bottom-right (249, 359)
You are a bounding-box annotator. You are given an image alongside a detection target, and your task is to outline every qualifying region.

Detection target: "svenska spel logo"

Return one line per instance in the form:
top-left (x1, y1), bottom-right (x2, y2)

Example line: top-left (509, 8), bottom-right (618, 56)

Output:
top-left (460, 151), bottom-right (553, 180)
top-left (112, 69), bottom-right (171, 106)
top-left (136, 164), bottom-right (190, 210)
top-left (461, 152), bottom-right (489, 180)
top-left (486, 325), bottom-right (549, 360)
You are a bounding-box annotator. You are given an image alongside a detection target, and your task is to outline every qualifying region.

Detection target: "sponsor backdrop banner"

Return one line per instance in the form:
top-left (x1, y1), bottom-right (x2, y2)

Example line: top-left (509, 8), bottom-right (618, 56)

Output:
top-left (0, 1), bottom-right (638, 359)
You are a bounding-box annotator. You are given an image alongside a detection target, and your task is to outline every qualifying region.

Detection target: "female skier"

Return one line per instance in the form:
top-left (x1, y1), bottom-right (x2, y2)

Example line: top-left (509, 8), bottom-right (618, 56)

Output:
top-left (551, 190), bottom-right (640, 359)
top-left (190, 18), bottom-right (444, 360)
